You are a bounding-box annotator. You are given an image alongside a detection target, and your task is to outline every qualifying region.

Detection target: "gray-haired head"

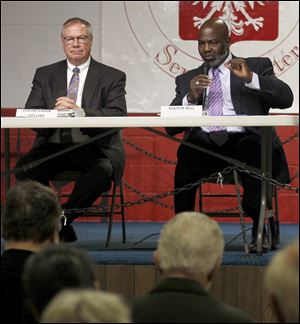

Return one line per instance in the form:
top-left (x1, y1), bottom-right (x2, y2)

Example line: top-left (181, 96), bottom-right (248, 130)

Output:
top-left (40, 289), bottom-right (132, 323)
top-left (2, 180), bottom-right (61, 243)
top-left (264, 239), bottom-right (299, 323)
top-left (62, 17), bottom-right (93, 38)
top-left (157, 212), bottom-right (224, 279)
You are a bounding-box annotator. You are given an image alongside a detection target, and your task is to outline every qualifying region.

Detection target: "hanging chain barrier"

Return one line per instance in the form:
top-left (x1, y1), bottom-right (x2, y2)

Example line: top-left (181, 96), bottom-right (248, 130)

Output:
top-left (123, 130), bottom-right (299, 175)
top-left (124, 128), bottom-right (298, 249)
top-left (61, 165), bottom-right (240, 215)
top-left (142, 127), bottom-right (299, 192)
top-left (123, 138), bottom-right (176, 165)
top-left (123, 130), bottom-right (299, 201)
top-left (280, 130), bottom-right (299, 145)
top-left (1, 127), bottom-right (299, 215)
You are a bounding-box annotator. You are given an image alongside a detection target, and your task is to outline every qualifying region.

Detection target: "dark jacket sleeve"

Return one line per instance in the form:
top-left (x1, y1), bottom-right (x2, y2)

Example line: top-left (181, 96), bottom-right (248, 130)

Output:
top-left (254, 58), bottom-right (294, 108)
top-left (80, 70), bottom-right (127, 137)
top-left (25, 68), bottom-right (56, 138)
top-left (83, 72), bottom-right (127, 118)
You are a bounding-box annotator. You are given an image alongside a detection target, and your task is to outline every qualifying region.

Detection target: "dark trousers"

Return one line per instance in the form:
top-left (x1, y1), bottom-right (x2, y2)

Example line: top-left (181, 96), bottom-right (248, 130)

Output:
top-left (174, 131), bottom-right (277, 234)
top-left (14, 142), bottom-right (113, 222)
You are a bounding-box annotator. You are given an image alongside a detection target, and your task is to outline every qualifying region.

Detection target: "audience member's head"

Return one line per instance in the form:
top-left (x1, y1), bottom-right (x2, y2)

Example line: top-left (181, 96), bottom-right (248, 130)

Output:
top-left (40, 288), bottom-right (131, 323)
top-left (264, 239), bottom-right (299, 323)
top-left (22, 244), bottom-right (99, 320)
top-left (2, 180), bottom-right (61, 249)
top-left (155, 211), bottom-right (224, 290)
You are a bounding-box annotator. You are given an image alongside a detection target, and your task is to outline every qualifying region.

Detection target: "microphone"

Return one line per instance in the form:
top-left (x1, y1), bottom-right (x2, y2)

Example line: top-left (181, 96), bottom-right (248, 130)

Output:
top-left (202, 62), bottom-right (210, 114)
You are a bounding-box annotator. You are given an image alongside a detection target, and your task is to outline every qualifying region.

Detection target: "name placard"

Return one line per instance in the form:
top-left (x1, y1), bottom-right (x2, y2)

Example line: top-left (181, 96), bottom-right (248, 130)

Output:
top-left (161, 105), bottom-right (203, 117)
top-left (16, 109), bottom-right (58, 118)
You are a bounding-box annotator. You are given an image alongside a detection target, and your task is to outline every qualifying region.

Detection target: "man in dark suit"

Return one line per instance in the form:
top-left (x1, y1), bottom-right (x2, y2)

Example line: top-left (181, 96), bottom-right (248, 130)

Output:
top-left (166, 18), bottom-right (293, 253)
top-left (1, 180), bottom-right (61, 323)
top-left (14, 17), bottom-right (127, 242)
top-left (132, 212), bottom-right (254, 323)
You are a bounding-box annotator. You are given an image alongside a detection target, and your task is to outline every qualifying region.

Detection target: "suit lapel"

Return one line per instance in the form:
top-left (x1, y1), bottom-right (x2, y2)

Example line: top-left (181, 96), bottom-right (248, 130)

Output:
top-left (229, 54), bottom-right (243, 114)
top-left (230, 62), bottom-right (259, 134)
top-left (54, 60), bottom-right (68, 98)
top-left (230, 72), bottom-right (243, 114)
top-left (82, 58), bottom-right (100, 109)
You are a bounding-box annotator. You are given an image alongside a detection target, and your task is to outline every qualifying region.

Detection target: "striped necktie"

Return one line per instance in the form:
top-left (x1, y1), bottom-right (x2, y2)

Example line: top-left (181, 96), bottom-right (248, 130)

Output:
top-left (60, 67), bottom-right (80, 144)
top-left (67, 67), bottom-right (80, 101)
top-left (208, 68), bottom-right (229, 146)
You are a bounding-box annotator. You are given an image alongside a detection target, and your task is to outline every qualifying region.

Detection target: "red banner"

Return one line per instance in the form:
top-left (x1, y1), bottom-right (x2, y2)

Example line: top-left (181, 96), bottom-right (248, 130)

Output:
top-left (179, 1), bottom-right (279, 44)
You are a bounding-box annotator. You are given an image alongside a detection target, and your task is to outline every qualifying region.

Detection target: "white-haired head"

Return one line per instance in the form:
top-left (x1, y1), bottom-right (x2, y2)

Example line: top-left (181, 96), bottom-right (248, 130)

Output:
top-left (156, 212), bottom-right (224, 286)
top-left (264, 239), bottom-right (299, 323)
top-left (40, 289), bottom-right (131, 323)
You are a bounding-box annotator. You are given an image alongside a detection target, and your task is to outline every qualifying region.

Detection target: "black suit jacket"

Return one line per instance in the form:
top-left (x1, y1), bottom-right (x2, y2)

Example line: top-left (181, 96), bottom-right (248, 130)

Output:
top-left (25, 57), bottom-right (127, 182)
top-left (1, 249), bottom-right (36, 323)
top-left (166, 56), bottom-right (294, 183)
top-left (132, 277), bottom-right (254, 323)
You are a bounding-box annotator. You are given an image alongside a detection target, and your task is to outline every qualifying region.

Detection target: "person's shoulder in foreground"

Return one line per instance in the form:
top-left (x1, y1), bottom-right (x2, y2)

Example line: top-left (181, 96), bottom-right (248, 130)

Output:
top-left (264, 239), bottom-right (299, 323)
top-left (132, 211), bottom-right (255, 323)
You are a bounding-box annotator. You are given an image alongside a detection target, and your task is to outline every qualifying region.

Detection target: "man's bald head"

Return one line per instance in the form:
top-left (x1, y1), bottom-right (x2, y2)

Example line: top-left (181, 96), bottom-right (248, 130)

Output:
top-left (197, 18), bottom-right (230, 67)
top-left (199, 18), bottom-right (230, 40)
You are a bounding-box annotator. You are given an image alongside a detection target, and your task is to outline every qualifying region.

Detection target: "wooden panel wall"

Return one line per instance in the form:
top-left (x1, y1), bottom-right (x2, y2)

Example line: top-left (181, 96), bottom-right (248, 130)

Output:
top-left (93, 264), bottom-right (278, 323)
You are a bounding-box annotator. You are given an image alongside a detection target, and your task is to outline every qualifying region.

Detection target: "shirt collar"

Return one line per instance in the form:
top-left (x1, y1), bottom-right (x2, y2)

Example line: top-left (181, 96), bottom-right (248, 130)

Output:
top-left (67, 56), bottom-right (91, 72)
top-left (218, 53), bottom-right (232, 74)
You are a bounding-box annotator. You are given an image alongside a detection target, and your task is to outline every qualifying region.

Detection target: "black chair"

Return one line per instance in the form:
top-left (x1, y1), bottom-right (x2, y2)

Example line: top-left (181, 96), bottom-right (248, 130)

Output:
top-left (198, 169), bottom-right (280, 253)
top-left (51, 171), bottom-right (126, 248)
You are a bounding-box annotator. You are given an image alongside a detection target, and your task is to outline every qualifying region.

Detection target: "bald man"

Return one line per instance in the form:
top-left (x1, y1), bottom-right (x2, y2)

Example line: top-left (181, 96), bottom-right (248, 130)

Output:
top-left (166, 18), bottom-right (293, 253)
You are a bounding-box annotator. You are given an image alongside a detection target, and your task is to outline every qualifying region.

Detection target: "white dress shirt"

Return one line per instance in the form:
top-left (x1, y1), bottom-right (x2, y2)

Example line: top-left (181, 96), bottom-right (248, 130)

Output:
top-left (183, 54), bottom-right (260, 133)
top-left (49, 57), bottom-right (91, 143)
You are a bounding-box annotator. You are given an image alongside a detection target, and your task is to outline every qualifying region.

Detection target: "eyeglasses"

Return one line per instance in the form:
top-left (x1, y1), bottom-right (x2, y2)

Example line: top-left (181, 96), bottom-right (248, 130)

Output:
top-left (62, 35), bottom-right (91, 45)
